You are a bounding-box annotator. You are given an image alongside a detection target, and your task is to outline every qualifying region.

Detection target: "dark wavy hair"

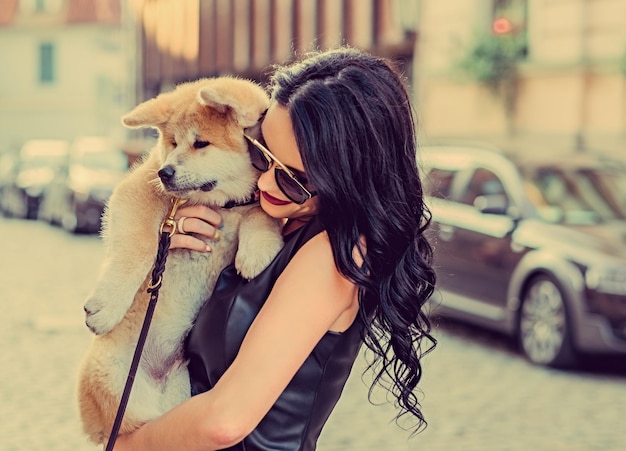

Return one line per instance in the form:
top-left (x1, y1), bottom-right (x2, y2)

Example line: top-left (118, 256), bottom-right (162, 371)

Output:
top-left (268, 47), bottom-right (437, 432)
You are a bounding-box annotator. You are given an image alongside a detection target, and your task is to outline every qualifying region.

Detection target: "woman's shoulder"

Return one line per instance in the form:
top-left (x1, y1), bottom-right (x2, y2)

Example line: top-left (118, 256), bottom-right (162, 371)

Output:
top-left (288, 221), bottom-right (330, 263)
top-left (288, 230), bottom-right (360, 333)
top-left (288, 218), bottom-right (365, 272)
top-left (286, 227), bottom-right (355, 293)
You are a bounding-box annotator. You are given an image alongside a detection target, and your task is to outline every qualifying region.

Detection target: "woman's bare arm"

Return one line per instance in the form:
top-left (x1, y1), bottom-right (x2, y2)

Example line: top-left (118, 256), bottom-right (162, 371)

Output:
top-left (112, 231), bottom-right (358, 451)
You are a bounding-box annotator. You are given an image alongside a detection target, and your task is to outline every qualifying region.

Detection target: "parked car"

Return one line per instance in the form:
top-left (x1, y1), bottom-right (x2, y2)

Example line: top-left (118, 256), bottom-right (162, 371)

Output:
top-left (0, 150), bottom-right (18, 215)
top-left (0, 139), bottom-right (69, 219)
top-left (421, 144), bottom-right (626, 367)
top-left (39, 136), bottom-right (128, 233)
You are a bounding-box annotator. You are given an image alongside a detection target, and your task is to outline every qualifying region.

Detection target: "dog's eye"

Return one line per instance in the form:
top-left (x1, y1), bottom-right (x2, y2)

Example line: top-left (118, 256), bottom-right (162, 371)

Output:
top-left (194, 140), bottom-right (210, 149)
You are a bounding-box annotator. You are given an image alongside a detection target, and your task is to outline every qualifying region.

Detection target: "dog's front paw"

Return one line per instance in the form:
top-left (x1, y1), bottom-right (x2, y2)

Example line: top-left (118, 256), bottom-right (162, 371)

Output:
top-left (83, 295), bottom-right (129, 335)
top-left (235, 233), bottom-right (284, 280)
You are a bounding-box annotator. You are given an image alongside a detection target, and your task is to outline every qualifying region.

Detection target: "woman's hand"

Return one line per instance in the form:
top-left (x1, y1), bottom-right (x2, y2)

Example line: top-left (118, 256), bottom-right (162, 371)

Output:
top-left (168, 205), bottom-right (222, 252)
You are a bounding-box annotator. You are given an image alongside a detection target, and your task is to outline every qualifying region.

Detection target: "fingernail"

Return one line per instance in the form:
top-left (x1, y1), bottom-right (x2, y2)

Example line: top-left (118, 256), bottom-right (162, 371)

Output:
top-left (205, 245), bottom-right (212, 252)
top-left (214, 230), bottom-right (221, 241)
top-left (218, 222), bottom-right (224, 230)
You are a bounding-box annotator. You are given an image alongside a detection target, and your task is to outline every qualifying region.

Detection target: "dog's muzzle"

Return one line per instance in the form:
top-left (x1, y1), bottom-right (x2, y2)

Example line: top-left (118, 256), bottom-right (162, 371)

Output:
top-left (158, 165), bottom-right (176, 187)
top-left (199, 180), bottom-right (217, 192)
top-left (158, 165), bottom-right (217, 192)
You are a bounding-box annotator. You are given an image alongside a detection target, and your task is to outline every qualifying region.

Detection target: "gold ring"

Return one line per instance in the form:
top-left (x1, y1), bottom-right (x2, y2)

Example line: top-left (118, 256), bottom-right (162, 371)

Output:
top-left (177, 216), bottom-right (188, 234)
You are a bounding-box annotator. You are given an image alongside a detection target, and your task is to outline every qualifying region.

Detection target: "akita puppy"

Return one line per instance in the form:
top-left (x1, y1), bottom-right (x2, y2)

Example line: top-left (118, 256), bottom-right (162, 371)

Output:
top-left (77, 77), bottom-right (283, 444)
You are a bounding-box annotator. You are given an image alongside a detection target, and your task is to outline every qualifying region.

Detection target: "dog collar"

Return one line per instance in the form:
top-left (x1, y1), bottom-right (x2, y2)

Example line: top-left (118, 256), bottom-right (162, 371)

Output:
top-left (223, 190), bottom-right (260, 209)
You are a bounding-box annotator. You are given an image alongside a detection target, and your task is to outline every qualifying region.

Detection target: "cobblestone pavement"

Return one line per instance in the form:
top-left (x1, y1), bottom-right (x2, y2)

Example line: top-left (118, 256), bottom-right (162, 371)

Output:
top-left (0, 217), bottom-right (624, 451)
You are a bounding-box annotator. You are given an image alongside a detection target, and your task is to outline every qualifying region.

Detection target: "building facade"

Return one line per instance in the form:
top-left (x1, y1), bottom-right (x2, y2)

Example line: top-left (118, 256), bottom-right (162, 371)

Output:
top-left (415, 0), bottom-right (626, 156)
top-left (129, 0), bottom-right (418, 101)
top-left (3, 1), bottom-right (623, 158)
top-left (0, 0), bottom-right (134, 151)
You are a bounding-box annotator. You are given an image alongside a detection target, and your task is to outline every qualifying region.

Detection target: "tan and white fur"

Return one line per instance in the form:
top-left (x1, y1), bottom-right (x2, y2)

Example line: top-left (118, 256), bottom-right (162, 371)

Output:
top-left (76, 77), bottom-right (283, 444)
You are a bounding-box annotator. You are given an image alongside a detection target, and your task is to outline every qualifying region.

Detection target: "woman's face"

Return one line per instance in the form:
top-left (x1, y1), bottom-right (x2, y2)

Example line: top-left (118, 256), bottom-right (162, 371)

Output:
top-left (256, 103), bottom-right (319, 221)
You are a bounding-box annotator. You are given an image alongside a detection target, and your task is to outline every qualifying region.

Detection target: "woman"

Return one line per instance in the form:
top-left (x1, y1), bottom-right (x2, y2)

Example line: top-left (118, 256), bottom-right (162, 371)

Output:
top-left (113, 47), bottom-right (436, 450)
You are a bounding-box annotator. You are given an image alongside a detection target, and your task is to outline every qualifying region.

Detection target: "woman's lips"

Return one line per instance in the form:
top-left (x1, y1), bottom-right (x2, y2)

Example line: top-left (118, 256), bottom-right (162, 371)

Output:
top-left (261, 191), bottom-right (291, 206)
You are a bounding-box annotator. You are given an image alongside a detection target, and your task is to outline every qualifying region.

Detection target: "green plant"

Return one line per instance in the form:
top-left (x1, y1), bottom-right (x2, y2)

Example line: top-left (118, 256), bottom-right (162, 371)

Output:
top-left (456, 32), bottom-right (527, 113)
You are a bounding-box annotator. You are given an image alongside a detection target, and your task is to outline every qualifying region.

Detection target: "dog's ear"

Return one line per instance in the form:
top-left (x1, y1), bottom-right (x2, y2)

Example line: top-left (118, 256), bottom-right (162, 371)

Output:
top-left (197, 78), bottom-right (269, 128)
top-left (121, 96), bottom-right (172, 129)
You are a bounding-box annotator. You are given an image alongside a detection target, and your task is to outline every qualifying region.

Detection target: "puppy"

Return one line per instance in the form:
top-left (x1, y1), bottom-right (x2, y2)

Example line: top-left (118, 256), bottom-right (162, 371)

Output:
top-left (76, 77), bottom-right (283, 444)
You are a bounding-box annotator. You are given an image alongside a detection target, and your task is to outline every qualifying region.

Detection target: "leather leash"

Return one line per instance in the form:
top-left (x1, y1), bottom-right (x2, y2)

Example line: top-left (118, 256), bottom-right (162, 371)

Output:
top-left (105, 197), bottom-right (187, 451)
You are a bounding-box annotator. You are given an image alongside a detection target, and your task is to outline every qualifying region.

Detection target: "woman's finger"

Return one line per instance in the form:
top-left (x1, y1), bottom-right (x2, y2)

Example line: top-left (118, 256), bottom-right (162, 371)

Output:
top-left (164, 204), bottom-right (222, 251)
top-left (169, 233), bottom-right (212, 252)
top-left (176, 216), bottom-right (220, 240)
top-left (176, 205), bottom-right (222, 228)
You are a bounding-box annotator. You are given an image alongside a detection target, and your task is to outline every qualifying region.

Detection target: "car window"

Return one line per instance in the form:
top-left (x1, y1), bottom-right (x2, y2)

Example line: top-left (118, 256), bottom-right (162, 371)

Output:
top-left (426, 167), bottom-right (456, 199)
top-left (460, 168), bottom-right (506, 206)
top-left (523, 166), bottom-right (626, 223)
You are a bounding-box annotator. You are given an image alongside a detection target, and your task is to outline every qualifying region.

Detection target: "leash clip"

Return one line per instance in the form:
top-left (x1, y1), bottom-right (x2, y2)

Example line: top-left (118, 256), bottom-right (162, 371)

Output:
top-left (160, 197), bottom-right (188, 237)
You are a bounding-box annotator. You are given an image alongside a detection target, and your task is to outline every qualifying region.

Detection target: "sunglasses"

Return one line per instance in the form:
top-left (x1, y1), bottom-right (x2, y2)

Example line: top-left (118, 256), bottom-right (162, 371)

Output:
top-left (244, 132), bottom-right (317, 205)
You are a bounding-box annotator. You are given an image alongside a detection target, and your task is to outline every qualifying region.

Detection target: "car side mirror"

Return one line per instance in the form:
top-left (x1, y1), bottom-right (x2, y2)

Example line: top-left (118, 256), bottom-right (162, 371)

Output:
top-left (474, 194), bottom-right (509, 215)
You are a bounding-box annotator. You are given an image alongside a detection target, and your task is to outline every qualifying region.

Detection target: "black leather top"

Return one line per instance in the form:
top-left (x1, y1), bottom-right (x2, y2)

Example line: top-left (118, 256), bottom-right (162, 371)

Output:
top-left (186, 219), bottom-right (364, 450)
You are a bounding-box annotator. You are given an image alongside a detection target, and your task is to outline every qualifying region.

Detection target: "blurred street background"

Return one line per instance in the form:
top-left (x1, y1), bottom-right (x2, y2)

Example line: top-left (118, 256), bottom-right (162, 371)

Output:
top-left (0, 216), bottom-right (625, 451)
top-left (1, 1), bottom-right (626, 450)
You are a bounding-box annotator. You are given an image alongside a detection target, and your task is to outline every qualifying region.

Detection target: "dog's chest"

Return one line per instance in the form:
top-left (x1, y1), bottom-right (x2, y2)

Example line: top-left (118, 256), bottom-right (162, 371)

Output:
top-left (152, 211), bottom-right (242, 321)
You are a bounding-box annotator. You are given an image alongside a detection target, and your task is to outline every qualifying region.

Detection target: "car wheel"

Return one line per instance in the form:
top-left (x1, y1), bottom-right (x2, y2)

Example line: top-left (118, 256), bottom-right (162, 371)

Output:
top-left (61, 205), bottom-right (79, 233)
top-left (6, 190), bottom-right (28, 219)
top-left (37, 198), bottom-right (53, 224)
top-left (518, 275), bottom-right (576, 368)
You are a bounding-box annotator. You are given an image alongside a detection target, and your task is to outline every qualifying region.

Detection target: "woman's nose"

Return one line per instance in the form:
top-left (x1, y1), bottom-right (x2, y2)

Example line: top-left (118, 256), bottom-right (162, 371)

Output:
top-left (256, 167), bottom-right (276, 193)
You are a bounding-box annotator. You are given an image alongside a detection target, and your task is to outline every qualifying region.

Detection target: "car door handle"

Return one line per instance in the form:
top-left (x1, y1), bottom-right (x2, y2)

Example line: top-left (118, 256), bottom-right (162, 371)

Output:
top-left (439, 224), bottom-right (454, 241)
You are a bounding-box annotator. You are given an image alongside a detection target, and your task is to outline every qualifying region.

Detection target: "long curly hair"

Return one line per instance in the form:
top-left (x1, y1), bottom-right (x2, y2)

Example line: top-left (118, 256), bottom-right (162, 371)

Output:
top-left (269, 47), bottom-right (437, 432)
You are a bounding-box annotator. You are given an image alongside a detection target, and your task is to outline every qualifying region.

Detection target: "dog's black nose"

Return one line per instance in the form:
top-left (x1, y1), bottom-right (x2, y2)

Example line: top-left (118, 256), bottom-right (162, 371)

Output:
top-left (158, 165), bottom-right (176, 183)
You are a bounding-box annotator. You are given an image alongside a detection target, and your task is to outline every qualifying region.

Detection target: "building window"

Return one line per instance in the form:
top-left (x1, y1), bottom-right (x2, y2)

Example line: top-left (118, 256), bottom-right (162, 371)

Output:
top-left (39, 42), bottom-right (55, 83)
top-left (21, 0), bottom-right (63, 14)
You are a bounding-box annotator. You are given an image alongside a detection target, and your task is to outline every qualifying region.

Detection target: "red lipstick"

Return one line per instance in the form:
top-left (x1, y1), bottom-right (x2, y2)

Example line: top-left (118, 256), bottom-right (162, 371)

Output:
top-left (261, 191), bottom-right (291, 206)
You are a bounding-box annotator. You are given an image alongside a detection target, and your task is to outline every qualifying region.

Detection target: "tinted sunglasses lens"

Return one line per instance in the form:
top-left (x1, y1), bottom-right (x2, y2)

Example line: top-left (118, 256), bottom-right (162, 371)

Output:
top-left (248, 140), bottom-right (270, 171)
top-left (275, 169), bottom-right (309, 205)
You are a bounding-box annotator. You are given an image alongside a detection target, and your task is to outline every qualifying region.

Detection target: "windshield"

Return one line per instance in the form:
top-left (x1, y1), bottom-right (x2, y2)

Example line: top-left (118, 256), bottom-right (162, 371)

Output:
top-left (522, 165), bottom-right (626, 224)
top-left (78, 151), bottom-right (128, 172)
top-left (22, 155), bottom-right (67, 170)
